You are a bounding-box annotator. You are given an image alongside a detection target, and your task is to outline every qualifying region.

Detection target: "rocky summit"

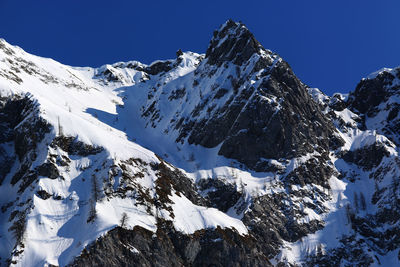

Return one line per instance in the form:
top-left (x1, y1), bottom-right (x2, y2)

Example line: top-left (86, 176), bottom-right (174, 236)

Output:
top-left (0, 20), bottom-right (399, 266)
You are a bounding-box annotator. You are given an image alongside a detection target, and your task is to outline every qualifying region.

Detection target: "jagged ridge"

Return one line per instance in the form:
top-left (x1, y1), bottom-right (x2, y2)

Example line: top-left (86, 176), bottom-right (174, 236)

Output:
top-left (0, 20), bottom-right (399, 267)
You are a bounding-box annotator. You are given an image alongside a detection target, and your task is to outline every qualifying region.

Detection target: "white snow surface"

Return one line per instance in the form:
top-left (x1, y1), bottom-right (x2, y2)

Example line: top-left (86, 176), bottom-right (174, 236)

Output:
top-left (0, 39), bottom-right (249, 266)
top-left (0, 33), bottom-right (400, 267)
top-left (367, 67), bottom-right (395, 79)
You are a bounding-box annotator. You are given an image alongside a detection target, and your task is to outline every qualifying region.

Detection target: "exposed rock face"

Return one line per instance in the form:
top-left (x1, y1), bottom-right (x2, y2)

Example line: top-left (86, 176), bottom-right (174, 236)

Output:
top-left (0, 94), bottom-right (51, 188)
top-left (2, 20), bottom-right (400, 267)
top-left (242, 186), bottom-right (329, 259)
top-left (198, 178), bottom-right (242, 212)
top-left (69, 222), bottom-right (270, 267)
top-left (152, 160), bottom-right (207, 207)
top-left (347, 67), bottom-right (400, 145)
top-left (305, 234), bottom-right (375, 267)
top-left (0, 93), bottom-right (53, 262)
top-left (206, 20), bottom-right (264, 66)
top-left (214, 57), bottom-right (337, 166)
top-left (342, 143), bottom-right (390, 170)
top-left (50, 136), bottom-right (103, 156)
top-left (347, 69), bottom-right (399, 115)
top-left (144, 20), bottom-right (343, 173)
top-left (36, 162), bottom-right (60, 179)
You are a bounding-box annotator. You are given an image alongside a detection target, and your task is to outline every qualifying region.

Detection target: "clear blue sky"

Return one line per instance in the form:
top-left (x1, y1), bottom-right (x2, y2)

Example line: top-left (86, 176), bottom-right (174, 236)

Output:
top-left (0, 0), bottom-right (399, 95)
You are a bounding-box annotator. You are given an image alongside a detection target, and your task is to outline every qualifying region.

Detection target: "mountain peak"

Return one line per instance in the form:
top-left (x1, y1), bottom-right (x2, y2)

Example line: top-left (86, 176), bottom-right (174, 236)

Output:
top-left (205, 19), bottom-right (263, 66)
top-left (2, 20), bottom-right (400, 267)
top-left (348, 66), bottom-right (400, 115)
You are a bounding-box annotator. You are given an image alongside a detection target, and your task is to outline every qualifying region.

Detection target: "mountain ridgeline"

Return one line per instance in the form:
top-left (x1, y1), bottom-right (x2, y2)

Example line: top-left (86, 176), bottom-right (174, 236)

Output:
top-left (0, 20), bottom-right (399, 266)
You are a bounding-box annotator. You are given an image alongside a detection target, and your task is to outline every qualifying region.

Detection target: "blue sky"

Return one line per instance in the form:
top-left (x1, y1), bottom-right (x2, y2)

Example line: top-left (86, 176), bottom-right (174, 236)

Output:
top-left (0, 0), bottom-right (399, 95)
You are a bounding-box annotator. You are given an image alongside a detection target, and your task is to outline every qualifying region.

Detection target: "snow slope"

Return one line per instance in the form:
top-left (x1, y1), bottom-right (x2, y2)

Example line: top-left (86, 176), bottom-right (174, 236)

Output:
top-left (0, 38), bottom-right (247, 266)
top-left (1, 19), bottom-right (400, 267)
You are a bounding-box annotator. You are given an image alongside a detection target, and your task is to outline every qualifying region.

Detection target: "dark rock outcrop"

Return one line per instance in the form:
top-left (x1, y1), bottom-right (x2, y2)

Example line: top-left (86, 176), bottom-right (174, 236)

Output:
top-left (347, 68), bottom-right (400, 145)
top-left (50, 136), bottom-right (103, 156)
top-left (69, 222), bottom-right (270, 267)
top-left (0, 94), bottom-right (51, 188)
top-left (36, 162), bottom-right (60, 179)
top-left (152, 159), bottom-right (207, 207)
top-left (347, 69), bottom-right (399, 115)
top-left (179, 20), bottom-right (343, 173)
top-left (3, 20), bottom-right (400, 267)
top-left (206, 19), bottom-right (264, 66)
top-left (342, 143), bottom-right (390, 170)
top-left (198, 178), bottom-right (242, 212)
top-left (145, 60), bottom-right (174, 76)
top-left (36, 190), bottom-right (52, 200)
top-left (243, 189), bottom-right (327, 258)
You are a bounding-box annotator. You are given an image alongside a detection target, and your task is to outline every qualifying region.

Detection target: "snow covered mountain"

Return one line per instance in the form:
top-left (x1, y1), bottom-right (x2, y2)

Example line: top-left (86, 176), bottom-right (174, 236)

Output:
top-left (0, 20), bottom-right (399, 266)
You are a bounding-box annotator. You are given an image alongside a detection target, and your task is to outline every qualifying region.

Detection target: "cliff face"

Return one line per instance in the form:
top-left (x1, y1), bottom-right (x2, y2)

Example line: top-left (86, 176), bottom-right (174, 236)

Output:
top-left (0, 21), bottom-right (400, 267)
top-left (136, 20), bottom-right (341, 173)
